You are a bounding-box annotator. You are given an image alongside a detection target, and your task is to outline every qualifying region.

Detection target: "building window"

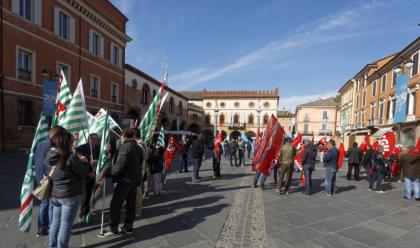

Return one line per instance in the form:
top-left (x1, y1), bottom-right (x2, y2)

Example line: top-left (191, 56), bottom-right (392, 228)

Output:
top-left (17, 48), bottom-right (33, 81)
top-left (379, 102), bottom-right (384, 125)
top-left (234, 102), bottom-right (240, 108)
top-left (362, 91), bottom-right (366, 107)
top-left (357, 80), bottom-right (360, 91)
top-left (111, 83), bottom-right (118, 103)
top-left (205, 114), bottom-right (210, 124)
top-left (403, 128), bottom-right (416, 148)
top-left (192, 114), bottom-right (198, 121)
top-left (372, 80), bottom-right (377, 97)
top-left (392, 71), bottom-right (398, 86)
top-left (219, 113), bottom-right (225, 125)
top-left (263, 102), bottom-right (270, 108)
top-left (18, 100), bottom-right (34, 126)
top-left (249, 102), bottom-right (255, 108)
top-left (381, 74), bottom-right (387, 92)
top-left (322, 123), bottom-right (327, 130)
top-left (90, 75), bottom-right (100, 98)
top-left (169, 97), bottom-right (174, 113)
top-left (356, 95), bottom-right (359, 108)
top-left (110, 43), bottom-right (121, 66)
top-left (370, 106), bottom-right (375, 124)
top-left (322, 111), bottom-right (328, 120)
top-left (142, 84), bottom-right (149, 105)
top-left (304, 113), bottom-right (309, 122)
top-left (152, 89), bottom-right (157, 97)
top-left (89, 30), bottom-right (104, 57)
top-left (53, 7), bottom-right (74, 42)
top-left (19, 0), bottom-right (32, 20)
top-left (412, 52), bottom-right (419, 77)
top-left (206, 102), bottom-right (212, 108)
top-left (248, 114), bottom-right (254, 124)
top-left (303, 124), bottom-right (308, 134)
top-left (263, 114), bottom-right (269, 124)
top-left (57, 62), bottom-right (70, 83)
top-left (178, 102), bottom-right (183, 114)
top-left (233, 114), bottom-right (239, 124)
top-left (220, 102), bottom-right (225, 108)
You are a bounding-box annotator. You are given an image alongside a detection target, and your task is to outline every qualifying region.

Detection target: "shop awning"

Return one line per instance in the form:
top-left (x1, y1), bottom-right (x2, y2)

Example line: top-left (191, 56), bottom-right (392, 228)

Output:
top-left (350, 129), bottom-right (370, 135)
top-left (371, 127), bottom-right (392, 139)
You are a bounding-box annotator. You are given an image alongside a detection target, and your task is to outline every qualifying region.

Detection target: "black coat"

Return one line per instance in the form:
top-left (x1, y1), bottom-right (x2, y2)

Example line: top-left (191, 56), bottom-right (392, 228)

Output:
top-left (229, 141), bottom-right (238, 155)
top-left (45, 149), bottom-right (90, 198)
top-left (361, 149), bottom-right (374, 168)
top-left (111, 139), bottom-right (143, 185)
top-left (302, 145), bottom-right (317, 169)
top-left (345, 147), bottom-right (362, 164)
top-left (191, 139), bottom-right (205, 159)
top-left (372, 152), bottom-right (386, 173)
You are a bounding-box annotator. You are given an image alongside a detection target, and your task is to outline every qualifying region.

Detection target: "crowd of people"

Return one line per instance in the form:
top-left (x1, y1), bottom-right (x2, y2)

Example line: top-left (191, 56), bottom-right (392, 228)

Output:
top-left (31, 125), bottom-right (420, 248)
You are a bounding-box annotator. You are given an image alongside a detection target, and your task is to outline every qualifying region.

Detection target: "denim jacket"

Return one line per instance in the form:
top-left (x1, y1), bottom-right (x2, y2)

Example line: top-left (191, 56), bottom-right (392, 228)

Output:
top-left (324, 146), bottom-right (339, 169)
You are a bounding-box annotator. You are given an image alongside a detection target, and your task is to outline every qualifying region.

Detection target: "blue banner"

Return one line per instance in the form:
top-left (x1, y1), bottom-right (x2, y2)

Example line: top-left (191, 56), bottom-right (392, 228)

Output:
top-left (394, 73), bottom-right (408, 123)
top-left (43, 80), bottom-right (57, 116)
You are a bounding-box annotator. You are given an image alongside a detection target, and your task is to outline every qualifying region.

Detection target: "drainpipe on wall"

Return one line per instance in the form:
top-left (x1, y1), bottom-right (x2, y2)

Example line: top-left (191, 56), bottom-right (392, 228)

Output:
top-left (0, 1), bottom-right (5, 151)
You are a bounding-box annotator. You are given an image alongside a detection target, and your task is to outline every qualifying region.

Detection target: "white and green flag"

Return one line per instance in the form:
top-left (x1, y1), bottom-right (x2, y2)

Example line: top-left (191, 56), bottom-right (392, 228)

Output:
top-left (87, 112), bottom-right (110, 223)
top-left (61, 80), bottom-right (88, 133)
top-left (19, 113), bottom-right (49, 232)
top-left (156, 128), bottom-right (165, 148)
top-left (53, 70), bottom-right (72, 126)
top-left (139, 84), bottom-right (165, 142)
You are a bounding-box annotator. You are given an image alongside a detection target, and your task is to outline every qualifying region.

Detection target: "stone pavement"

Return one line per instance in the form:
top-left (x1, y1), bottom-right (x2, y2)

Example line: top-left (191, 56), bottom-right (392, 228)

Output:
top-left (1, 152), bottom-right (420, 248)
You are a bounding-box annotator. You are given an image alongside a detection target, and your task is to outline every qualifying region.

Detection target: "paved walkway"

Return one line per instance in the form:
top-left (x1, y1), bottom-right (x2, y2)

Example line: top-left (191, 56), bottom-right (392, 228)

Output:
top-left (1, 153), bottom-right (420, 248)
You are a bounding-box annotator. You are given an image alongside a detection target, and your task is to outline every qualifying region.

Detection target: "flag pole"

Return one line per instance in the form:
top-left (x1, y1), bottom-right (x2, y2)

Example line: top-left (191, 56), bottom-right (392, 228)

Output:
top-left (97, 110), bottom-right (109, 238)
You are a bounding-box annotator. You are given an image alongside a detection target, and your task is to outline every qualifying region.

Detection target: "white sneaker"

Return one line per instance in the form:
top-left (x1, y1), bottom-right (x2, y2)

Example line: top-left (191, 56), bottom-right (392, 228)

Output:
top-left (376, 190), bottom-right (385, 194)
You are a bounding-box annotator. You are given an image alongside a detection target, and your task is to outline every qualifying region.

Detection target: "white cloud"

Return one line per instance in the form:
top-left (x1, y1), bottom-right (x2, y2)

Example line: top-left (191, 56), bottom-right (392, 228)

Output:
top-left (171, 1), bottom-right (395, 89)
top-left (279, 91), bottom-right (338, 112)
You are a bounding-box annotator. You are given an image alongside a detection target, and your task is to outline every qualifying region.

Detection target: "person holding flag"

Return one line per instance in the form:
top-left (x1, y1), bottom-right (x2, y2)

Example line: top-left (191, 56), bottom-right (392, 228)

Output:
top-left (105, 128), bottom-right (143, 236)
top-left (301, 140), bottom-right (317, 195)
top-left (213, 130), bottom-right (223, 178)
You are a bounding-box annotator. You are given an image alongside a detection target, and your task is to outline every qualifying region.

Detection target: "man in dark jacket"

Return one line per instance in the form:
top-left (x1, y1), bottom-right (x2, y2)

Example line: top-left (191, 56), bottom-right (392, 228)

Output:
top-left (361, 144), bottom-right (374, 180)
top-left (180, 135), bottom-right (190, 173)
top-left (302, 141), bottom-right (317, 195)
top-left (229, 139), bottom-right (238, 166)
top-left (106, 128), bottom-right (143, 235)
top-left (369, 145), bottom-right (386, 193)
top-left (191, 133), bottom-right (205, 181)
top-left (76, 133), bottom-right (100, 223)
top-left (323, 139), bottom-right (339, 196)
top-left (345, 142), bottom-right (363, 181)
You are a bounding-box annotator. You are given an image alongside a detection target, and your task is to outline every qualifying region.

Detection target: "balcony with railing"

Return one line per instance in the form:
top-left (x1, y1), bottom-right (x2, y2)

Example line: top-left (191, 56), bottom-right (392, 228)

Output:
top-left (226, 122), bottom-right (246, 129)
top-left (18, 69), bottom-right (32, 81)
top-left (91, 89), bottom-right (98, 98)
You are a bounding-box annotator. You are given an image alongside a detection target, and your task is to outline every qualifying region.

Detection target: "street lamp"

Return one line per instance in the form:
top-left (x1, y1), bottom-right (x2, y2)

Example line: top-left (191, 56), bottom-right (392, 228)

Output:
top-left (41, 69), bottom-right (59, 81)
top-left (214, 100), bottom-right (219, 137)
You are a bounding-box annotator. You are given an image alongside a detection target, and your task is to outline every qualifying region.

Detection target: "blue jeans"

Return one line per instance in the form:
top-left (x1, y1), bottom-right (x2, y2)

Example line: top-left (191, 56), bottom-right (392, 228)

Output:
top-left (252, 172), bottom-right (267, 187)
top-left (369, 171), bottom-right (383, 191)
top-left (38, 199), bottom-right (53, 232)
top-left (325, 167), bottom-right (337, 194)
top-left (303, 167), bottom-right (313, 194)
top-left (49, 195), bottom-right (81, 248)
top-left (239, 151), bottom-right (245, 166)
top-left (193, 157), bottom-right (203, 179)
top-left (404, 178), bottom-right (420, 199)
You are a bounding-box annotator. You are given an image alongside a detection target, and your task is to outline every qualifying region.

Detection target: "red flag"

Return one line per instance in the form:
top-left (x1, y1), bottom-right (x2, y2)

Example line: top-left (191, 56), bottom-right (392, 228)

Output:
top-left (416, 137), bottom-right (420, 150)
top-left (319, 137), bottom-right (328, 152)
top-left (164, 135), bottom-right (182, 169)
top-left (391, 146), bottom-right (402, 176)
top-left (379, 131), bottom-right (396, 158)
top-left (373, 140), bottom-right (379, 151)
top-left (300, 171), bottom-right (305, 186)
top-left (292, 134), bottom-right (302, 148)
top-left (253, 115), bottom-right (285, 176)
top-left (294, 144), bottom-right (305, 171)
top-left (214, 130), bottom-right (223, 159)
top-left (359, 134), bottom-right (370, 153)
top-left (338, 143), bottom-right (346, 169)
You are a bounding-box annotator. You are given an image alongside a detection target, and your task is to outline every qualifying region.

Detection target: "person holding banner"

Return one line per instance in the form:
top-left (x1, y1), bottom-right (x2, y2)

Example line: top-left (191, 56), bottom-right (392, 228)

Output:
top-left (76, 133), bottom-right (100, 223)
top-left (105, 128), bottom-right (143, 236)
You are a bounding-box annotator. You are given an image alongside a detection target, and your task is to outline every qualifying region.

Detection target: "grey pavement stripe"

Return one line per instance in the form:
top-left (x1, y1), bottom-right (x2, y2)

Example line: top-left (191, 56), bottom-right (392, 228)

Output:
top-left (216, 176), bottom-right (267, 248)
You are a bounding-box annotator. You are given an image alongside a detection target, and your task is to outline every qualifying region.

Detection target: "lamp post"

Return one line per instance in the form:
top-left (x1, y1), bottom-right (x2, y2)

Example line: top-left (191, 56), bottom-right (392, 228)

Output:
top-left (214, 100), bottom-right (219, 137)
top-left (393, 60), bottom-right (414, 144)
top-left (256, 100), bottom-right (262, 131)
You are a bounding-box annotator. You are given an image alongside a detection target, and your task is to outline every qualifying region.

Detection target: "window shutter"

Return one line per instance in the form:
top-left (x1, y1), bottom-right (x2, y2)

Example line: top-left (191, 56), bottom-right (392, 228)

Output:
top-left (34, 0), bottom-right (42, 25)
top-left (406, 93), bottom-right (410, 115)
top-left (110, 43), bottom-right (114, 64)
top-left (11, 0), bottom-right (19, 14)
top-left (53, 7), bottom-right (60, 35)
top-left (118, 47), bottom-right (122, 66)
top-left (100, 36), bottom-right (104, 58)
top-left (89, 30), bottom-right (93, 52)
top-left (413, 93), bottom-right (417, 116)
top-left (69, 17), bottom-right (75, 43)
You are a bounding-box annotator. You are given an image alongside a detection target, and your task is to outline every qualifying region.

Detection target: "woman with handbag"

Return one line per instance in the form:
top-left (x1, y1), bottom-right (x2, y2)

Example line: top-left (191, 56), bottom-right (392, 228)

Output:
top-left (45, 128), bottom-right (89, 248)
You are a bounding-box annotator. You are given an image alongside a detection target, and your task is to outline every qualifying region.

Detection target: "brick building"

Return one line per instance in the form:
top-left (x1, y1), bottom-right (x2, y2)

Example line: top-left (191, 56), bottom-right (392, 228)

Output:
top-left (0, 0), bottom-right (131, 150)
